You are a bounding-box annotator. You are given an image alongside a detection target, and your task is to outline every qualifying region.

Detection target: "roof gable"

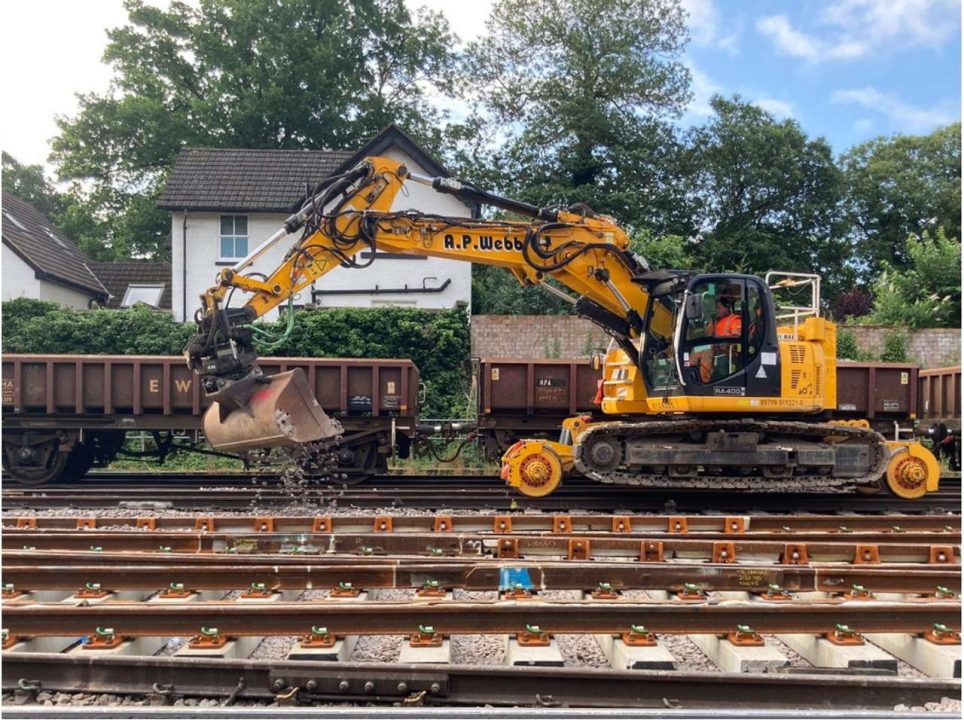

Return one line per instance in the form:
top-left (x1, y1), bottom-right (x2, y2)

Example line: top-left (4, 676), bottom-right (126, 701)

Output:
top-left (1, 193), bottom-right (108, 298)
top-left (157, 125), bottom-right (450, 213)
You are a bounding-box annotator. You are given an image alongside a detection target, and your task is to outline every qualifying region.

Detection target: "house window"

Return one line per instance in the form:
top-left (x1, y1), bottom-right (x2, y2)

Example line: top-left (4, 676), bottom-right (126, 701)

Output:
top-left (220, 215), bottom-right (248, 260)
top-left (121, 284), bottom-right (165, 308)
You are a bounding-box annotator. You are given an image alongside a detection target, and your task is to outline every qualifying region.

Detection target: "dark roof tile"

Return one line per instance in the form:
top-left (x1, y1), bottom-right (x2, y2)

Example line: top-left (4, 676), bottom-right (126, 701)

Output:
top-left (88, 261), bottom-right (172, 310)
top-left (157, 125), bottom-right (451, 212)
top-left (2, 193), bottom-right (108, 298)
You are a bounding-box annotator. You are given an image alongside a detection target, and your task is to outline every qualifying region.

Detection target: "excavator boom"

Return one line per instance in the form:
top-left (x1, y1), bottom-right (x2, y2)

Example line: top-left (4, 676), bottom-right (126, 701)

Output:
top-left (187, 156), bottom-right (650, 451)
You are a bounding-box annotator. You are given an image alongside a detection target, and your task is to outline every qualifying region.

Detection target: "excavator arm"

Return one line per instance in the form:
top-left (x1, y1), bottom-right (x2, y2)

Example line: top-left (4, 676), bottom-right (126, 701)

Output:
top-left (186, 156), bottom-right (654, 451)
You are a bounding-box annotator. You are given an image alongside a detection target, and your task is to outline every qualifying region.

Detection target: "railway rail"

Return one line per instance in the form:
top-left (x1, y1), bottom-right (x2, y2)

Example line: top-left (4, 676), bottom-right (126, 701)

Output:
top-left (4, 654), bottom-right (958, 711)
top-left (3, 511), bottom-right (960, 711)
top-left (3, 472), bottom-right (961, 513)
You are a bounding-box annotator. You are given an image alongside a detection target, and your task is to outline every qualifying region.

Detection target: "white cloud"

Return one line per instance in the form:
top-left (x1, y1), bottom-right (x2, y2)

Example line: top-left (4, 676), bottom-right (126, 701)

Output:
top-left (681, 0), bottom-right (741, 53)
top-left (754, 98), bottom-right (794, 119)
top-left (832, 87), bottom-right (957, 132)
top-left (756, 15), bottom-right (821, 61)
top-left (757, 0), bottom-right (959, 63)
top-left (821, 0), bottom-right (961, 47)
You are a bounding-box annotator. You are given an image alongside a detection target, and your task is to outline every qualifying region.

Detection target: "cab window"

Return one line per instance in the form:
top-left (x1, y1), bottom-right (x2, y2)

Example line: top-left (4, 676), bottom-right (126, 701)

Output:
top-left (682, 280), bottom-right (746, 383)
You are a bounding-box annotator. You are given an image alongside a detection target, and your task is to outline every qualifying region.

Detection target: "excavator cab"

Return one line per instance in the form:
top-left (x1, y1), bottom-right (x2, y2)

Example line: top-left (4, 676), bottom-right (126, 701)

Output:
top-left (636, 272), bottom-right (781, 401)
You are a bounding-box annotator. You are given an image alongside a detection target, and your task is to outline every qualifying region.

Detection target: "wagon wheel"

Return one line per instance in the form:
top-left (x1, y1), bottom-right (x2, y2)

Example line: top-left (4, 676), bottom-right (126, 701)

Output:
top-left (2, 440), bottom-right (67, 486)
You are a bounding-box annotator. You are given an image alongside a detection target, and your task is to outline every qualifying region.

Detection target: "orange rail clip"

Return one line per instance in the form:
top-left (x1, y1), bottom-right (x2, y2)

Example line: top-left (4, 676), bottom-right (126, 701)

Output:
top-left (723, 517), bottom-right (746, 534)
top-left (567, 539), bottom-right (591, 560)
top-left (498, 538), bottom-right (519, 559)
top-left (312, 516), bottom-right (333, 533)
top-left (493, 516), bottom-right (513, 533)
top-left (373, 516), bottom-right (394, 532)
top-left (781, 543), bottom-right (809, 565)
top-left (611, 516), bottom-right (632, 533)
top-left (929, 546), bottom-right (955, 564)
top-left (712, 541), bottom-right (737, 564)
top-left (668, 517), bottom-right (689, 534)
top-left (254, 517), bottom-right (275, 533)
top-left (853, 545), bottom-right (881, 565)
top-left (553, 515), bottom-right (572, 533)
top-left (640, 541), bottom-right (665, 562)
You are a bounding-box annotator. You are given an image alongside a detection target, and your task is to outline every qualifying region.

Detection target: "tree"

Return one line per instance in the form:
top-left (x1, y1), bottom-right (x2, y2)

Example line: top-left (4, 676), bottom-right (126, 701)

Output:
top-left (2, 153), bottom-right (64, 217)
top-left (686, 96), bottom-right (849, 294)
top-left (863, 227), bottom-right (961, 328)
top-left (471, 266), bottom-right (576, 315)
top-left (840, 123), bottom-right (961, 280)
top-left (461, 0), bottom-right (694, 236)
top-left (50, 0), bottom-right (457, 260)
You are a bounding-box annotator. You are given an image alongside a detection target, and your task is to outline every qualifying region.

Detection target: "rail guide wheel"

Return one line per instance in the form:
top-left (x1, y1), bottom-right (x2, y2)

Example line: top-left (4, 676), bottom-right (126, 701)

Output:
top-left (501, 441), bottom-right (564, 497)
top-left (884, 443), bottom-right (940, 499)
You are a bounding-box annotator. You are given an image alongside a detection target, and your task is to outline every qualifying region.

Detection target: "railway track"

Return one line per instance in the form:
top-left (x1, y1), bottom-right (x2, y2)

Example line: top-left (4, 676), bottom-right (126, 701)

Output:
top-left (3, 472), bottom-right (961, 513)
top-left (3, 483), bottom-right (961, 712)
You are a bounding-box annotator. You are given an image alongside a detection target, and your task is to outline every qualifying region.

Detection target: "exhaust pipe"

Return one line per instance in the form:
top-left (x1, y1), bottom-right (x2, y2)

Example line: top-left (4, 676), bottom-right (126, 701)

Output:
top-left (203, 369), bottom-right (343, 452)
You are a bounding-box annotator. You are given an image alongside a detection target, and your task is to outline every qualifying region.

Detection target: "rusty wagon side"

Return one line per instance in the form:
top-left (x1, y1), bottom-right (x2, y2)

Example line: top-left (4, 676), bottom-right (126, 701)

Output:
top-left (2, 354), bottom-right (419, 485)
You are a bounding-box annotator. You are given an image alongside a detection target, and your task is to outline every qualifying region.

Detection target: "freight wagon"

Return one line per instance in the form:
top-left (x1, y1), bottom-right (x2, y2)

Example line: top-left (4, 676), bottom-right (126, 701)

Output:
top-left (2, 355), bottom-right (419, 485)
top-left (475, 358), bottom-right (959, 459)
top-left (919, 366), bottom-right (961, 430)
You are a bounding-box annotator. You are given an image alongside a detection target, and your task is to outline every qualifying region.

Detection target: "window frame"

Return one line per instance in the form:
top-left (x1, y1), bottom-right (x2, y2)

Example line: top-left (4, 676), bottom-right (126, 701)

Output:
top-left (120, 283), bottom-right (165, 308)
top-left (218, 214), bottom-right (249, 261)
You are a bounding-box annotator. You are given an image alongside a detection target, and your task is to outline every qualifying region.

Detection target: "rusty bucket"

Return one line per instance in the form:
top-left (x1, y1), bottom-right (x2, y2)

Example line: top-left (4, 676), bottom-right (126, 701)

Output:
top-left (203, 369), bottom-right (343, 452)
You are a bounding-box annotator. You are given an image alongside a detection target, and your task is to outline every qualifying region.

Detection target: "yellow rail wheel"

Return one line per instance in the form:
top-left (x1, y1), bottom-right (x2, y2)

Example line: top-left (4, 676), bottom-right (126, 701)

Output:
top-left (884, 443), bottom-right (940, 499)
top-left (501, 441), bottom-right (564, 498)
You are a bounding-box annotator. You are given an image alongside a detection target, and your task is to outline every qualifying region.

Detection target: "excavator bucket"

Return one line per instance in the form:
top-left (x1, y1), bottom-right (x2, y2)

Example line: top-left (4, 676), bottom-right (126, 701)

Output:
top-left (203, 369), bottom-right (343, 452)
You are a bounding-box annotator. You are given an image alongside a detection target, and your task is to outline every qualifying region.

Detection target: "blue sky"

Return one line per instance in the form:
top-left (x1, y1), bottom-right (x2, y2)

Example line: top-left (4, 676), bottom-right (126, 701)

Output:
top-left (2, 0), bottom-right (960, 168)
top-left (679, 0), bottom-right (961, 152)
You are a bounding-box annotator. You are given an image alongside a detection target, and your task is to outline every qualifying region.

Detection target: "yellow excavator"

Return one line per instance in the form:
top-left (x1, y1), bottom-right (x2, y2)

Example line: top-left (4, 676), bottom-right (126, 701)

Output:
top-left (185, 155), bottom-right (939, 499)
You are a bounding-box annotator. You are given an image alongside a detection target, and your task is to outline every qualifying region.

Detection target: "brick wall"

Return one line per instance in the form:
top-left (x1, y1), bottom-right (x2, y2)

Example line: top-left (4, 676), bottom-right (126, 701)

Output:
top-left (843, 327), bottom-right (961, 369)
top-left (471, 315), bottom-right (962, 369)
top-left (471, 315), bottom-right (609, 359)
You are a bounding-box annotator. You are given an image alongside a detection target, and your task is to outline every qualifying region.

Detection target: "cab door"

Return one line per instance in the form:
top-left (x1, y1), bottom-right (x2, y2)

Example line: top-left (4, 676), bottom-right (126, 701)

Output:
top-left (677, 275), bottom-right (780, 398)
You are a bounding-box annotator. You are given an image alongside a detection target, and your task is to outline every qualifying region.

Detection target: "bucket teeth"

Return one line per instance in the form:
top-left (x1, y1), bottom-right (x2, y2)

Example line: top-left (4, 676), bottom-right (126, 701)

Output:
top-left (203, 369), bottom-right (342, 452)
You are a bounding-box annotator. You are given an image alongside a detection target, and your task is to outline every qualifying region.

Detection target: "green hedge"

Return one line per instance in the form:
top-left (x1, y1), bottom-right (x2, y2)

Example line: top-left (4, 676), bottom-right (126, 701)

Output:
top-left (1, 299), bottom-right (470, 417)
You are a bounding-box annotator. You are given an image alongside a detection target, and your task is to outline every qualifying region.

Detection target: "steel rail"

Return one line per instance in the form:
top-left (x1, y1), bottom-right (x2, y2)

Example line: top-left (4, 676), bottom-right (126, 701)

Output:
top-left (4, 532), bottom-right (959, 565)
top-left (4, 481), bottom-right (960, 513)
top-left (5, 512), bottom-right (959, 532)
top-left (2, 654), bottom-right (959, 710)
top-left (3, 559), bottom-right (959, 594)
top-left (4, 599), bottom-right (959, 636)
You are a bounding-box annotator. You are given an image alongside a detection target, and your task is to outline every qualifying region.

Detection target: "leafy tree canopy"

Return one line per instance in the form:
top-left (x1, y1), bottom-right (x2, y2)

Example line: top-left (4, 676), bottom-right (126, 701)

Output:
top-left (862, 227), bottom-right (961, 329)
top-left (686, 95), bottom-right (850, 296)
top-left (840, 122), bottom-right (961, 280)
top-left (50, 0), bottom-right (458, 260)
top-left (460, 0), bottom-right (694, 237)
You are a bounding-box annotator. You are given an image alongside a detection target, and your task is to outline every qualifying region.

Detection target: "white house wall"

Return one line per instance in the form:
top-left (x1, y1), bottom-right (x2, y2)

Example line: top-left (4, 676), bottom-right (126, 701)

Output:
top-left (2, 243), bottom-right (42, 301)
top-left (172, 150), bottom-right (473, 322)
top-left (2, 243), bottom-right (93, 309)
top-left (38, 280), bottom-right (95, 309)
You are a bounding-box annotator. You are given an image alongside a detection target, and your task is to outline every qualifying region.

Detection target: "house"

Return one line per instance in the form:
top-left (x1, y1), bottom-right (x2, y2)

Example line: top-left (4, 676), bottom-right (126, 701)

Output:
top-left (89, 261), bottom-right (172, 311)
top-left (1, 192), bottom-right (109, 308)
top-left (158, 125), bottom-right (473, 322)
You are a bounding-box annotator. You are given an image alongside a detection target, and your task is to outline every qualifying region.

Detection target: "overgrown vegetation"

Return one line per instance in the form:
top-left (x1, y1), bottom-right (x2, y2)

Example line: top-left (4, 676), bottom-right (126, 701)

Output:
top-left (2, 299), bottom-right (470, 417)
